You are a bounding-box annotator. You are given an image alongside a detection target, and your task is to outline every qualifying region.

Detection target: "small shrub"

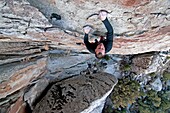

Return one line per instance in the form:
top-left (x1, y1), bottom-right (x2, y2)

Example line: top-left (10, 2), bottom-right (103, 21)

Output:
top-left (110, 78), bottom-right (140, 109)
top-left (149, 72), bottom-right (156, 77)
top-left (163, 71), bottom-right (170, 80)
top-left (131, 90), bottom-right (170, 113)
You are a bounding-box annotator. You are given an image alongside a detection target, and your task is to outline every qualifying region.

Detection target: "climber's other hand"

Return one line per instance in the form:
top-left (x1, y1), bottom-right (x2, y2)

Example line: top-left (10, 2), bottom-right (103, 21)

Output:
top-left (99, 10), bottom-right (107, 21)
top-left (83, 25), bottom-right (92, 34)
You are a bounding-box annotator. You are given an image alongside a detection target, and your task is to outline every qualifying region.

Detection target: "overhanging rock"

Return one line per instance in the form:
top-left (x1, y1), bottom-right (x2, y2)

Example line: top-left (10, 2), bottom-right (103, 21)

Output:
top-left (0, 0), bottom-right (169, 55)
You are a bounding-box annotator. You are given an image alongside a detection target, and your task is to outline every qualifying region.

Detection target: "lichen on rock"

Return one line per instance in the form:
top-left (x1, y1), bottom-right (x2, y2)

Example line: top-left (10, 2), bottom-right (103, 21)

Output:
top-left (32, 72), bottom-right (117, 113)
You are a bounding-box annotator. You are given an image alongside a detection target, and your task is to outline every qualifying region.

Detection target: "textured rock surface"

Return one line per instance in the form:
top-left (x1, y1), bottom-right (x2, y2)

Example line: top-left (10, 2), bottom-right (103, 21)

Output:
top-left (151, 77), bottom-right (162, 91)
top-left (0, 0), bottom-right (169, 55)
top-left (0, 40), bottom-right (50, 66)
top-left (0, 57), bottom-right (47, 113)
top-left (0, 51), bottom-right (94, 112)
top-left (131, 53), bottom-right (154, 74)
top-left (0, 57), bottom-right (47, 99)
top-left (131, 52), bottom-right (169, 75)
top-left (23, 53), bottom-right (94, 110)
top-left (33, 72), bottom-right (117, 113)
top-left (8, 97), bottom-right (27, 113)
top-left (24, 78), bottom-right (50, 110)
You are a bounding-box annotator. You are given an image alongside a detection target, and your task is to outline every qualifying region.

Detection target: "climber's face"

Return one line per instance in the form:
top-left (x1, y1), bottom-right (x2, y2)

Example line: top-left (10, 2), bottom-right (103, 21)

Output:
top-left (95, 43), bottom-right (105, 58)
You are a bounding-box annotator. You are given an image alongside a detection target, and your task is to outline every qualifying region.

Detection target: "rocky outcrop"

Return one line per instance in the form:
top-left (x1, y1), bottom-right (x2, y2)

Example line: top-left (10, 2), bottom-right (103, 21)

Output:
top-left (131, 52), bottom-right (155, 74)
top-left (0, 58), bottom-right (47, 113)
top-left (0, 49), bottom-right (95, 113)
top-left (0, 39), bottom-right (50, 101)
top-left (2, 53), bottom-right (119, 113)
top-left (0, 57), bottom-right (47, 99)
top-left (32, 72), bottom-right (117, 113)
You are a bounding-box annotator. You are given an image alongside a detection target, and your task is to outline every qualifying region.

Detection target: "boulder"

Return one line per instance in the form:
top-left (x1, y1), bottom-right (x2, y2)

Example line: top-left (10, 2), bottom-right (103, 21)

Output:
top-left (32, 72), bottom-right (117, 113)
top-left (131, 53), bottom-right (154, 74)
top-left (151, 78), bottom-right (162, 91)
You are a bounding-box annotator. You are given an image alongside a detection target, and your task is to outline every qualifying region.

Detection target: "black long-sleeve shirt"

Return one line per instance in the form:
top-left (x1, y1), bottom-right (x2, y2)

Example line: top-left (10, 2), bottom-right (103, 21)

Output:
top-left (84, 18), bottom-right (113, 53)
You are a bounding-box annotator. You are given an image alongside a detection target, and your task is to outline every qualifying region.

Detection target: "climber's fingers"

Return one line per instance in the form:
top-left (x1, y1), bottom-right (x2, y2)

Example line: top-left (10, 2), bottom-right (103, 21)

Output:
top-left (83, 25), bottom-right (93, 34)
top-left (98, 10), bottom-right (108, 21)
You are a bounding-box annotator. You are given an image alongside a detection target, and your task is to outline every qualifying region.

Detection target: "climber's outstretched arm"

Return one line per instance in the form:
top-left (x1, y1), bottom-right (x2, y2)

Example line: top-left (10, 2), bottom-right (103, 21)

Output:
top-left (99, 10), bottom-right (114, 53)
top-left (102, 18), bottom-right (113, 53)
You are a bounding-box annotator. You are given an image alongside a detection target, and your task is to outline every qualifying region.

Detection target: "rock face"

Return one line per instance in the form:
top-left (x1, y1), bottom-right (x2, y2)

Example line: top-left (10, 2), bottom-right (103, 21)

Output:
top-left (0, 39), bottom-right (49, 100)
top-left (0, 51), bottom-right (94, 113)
top-left (151, 78), bottom-right (162, 91)
top-left (8, 97), bottom-right (28, 113)
top-left (33, 72), bottom-right (117, 113)
top-left (0, 57), bottom-right (47, 112)
top-left (0, 57), bottom-right (47, 99)
top-left (0, 0), bottom-right (169, 54)
top-left (0, 40), bottom-right (49, 65)
top-left (0, 0), bottom-right (170, 113)
top-left (131, 53), bottom-right (154, 74)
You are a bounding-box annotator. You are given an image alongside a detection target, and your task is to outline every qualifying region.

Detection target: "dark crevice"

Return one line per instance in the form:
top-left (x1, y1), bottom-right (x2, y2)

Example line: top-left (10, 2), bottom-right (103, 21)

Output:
top-left (0, 54), bottom-right (45, 66)
top-left (0, 27), bottom-right (13, 29)
top-left (150, 12), bottom-right (167, 17)
top-left (63, 62), bottom-right (86, 70)
top-left (2, 15), bottom-right (30, 23)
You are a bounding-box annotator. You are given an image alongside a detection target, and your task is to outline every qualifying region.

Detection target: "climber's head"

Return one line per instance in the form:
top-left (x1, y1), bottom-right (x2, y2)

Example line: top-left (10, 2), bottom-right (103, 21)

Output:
top-left (95, 43), bottom-right (105, 59)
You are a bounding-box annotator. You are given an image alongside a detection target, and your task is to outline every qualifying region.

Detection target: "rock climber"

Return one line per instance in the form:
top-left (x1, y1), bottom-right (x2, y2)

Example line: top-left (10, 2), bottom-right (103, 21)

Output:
top-left (83, 10), bottom-right (113, 59)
